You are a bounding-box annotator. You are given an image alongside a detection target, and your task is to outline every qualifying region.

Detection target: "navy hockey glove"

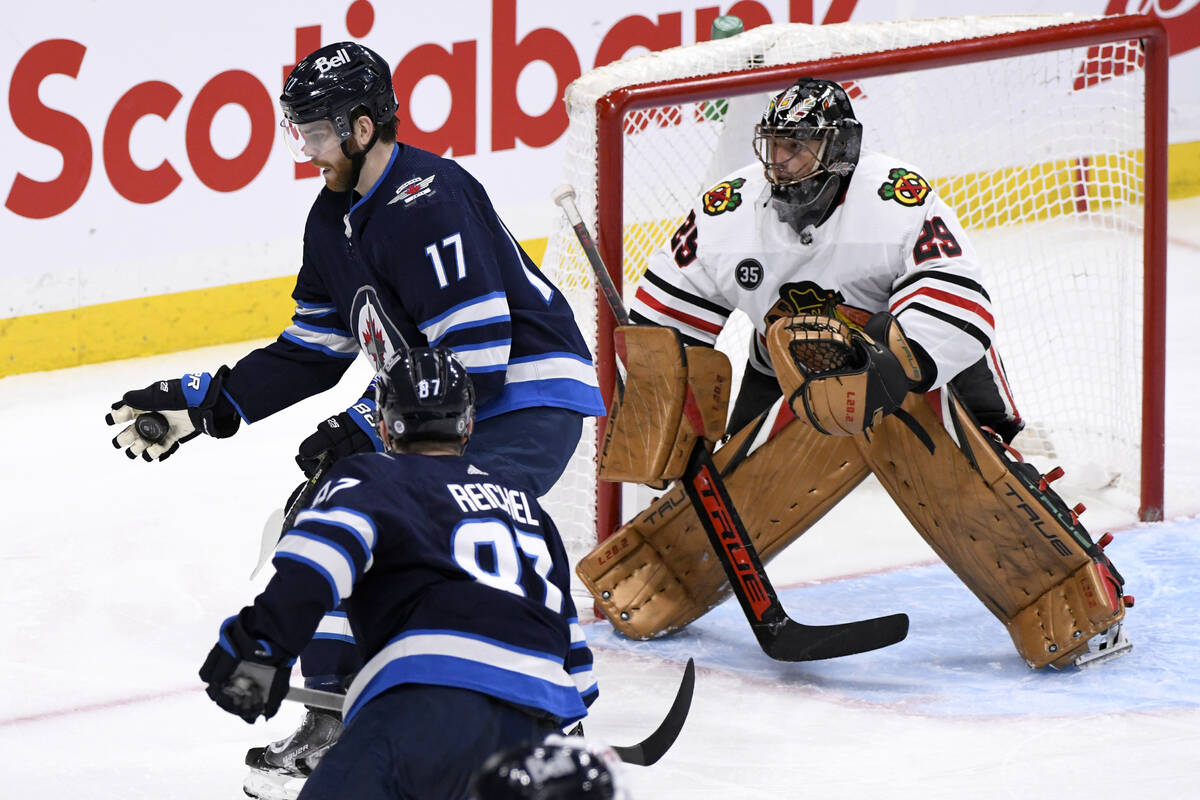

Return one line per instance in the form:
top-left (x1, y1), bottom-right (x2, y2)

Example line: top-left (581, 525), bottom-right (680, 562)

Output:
top-left (199, 608), bottom-right (295, 724)
top-left (106, 366), bottom-right (241, 461)
top-left (296, 398), bottom-right (384, 478)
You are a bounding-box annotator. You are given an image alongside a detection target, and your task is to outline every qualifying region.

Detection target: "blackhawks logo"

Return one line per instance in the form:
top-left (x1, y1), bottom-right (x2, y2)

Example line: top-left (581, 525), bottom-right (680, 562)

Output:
top-left (702, 178), bottom-right (745, 216)
top-left (877, 167), bottom-right (931, 206)
top-left (763, 281), bottom-right (872, 331)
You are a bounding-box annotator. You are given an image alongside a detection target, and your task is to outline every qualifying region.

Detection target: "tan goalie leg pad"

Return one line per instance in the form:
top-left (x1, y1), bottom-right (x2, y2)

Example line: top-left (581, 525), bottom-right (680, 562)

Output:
top-left (859, 390), bottom-right (1126, 668)
top-left (598, 326), bottom-right (687, 484)
top-left (598, 327), bottom-right (731, 485)
top-left (1008, 560), bottom-right (1125, 669)
top-left (577, 401), bottom-right (868, 639)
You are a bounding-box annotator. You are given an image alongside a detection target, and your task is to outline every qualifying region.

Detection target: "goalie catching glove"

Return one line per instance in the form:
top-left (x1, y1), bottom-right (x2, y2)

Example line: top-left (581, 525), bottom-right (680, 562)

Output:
top-left (106, 366), bottom-right (241, 461)
top-left (767, 312), bottom-right (924, 436)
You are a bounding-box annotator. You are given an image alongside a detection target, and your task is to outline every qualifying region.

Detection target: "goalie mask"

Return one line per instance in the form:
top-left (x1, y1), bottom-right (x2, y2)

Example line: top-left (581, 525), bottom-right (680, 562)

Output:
top-left (375, 347), bottom-right (475, 453)
top-left (754, 77), bottom-right (862, 234)
top-left (279, 41), bottom-right (398, 166)
top-left (468, 734), bottom-right (630, 800)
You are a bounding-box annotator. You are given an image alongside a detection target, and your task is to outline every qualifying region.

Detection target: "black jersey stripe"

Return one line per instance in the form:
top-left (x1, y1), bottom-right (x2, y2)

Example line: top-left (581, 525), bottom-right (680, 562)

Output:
top-left (900, 302), bottom-right (992, 349)
top-left (639, 269), bottom-right (733, 318)
top-left (628, 310), bottom-right (709, 347)
top-left (893, 269), bottom-right (991, 301)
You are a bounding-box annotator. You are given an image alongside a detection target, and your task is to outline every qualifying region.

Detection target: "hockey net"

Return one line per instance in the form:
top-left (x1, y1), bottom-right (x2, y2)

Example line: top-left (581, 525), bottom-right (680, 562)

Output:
top-left (537, 14), bottom-right (1168, 566)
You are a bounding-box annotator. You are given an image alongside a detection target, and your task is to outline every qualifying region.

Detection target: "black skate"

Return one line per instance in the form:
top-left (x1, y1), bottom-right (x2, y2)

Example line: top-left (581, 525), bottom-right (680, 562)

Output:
top-left (243, 707), bottom-right (343, 800)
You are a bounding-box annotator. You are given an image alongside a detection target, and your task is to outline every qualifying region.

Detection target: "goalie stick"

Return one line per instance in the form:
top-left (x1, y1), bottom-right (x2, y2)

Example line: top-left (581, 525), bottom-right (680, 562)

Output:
top-left (552, 184), bottom-right (908, 661)
top-left (285, 657), bottom-right (696, 767)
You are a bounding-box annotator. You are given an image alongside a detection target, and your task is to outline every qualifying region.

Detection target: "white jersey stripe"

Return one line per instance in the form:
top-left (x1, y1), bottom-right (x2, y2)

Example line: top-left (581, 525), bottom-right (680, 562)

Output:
top-left (275, 534), bottom-right (356, 604)
top-left (419, 293), bottom-right (511, 344)
top-left (345, 631), bottom-right (579, 716)
top-left (295, 506), bottom-right (377, 570)
top-left (282, 325), bottom-right (358, 356)
top-left (504, 354), bottom-right (601, 388)
top-left (453, 341), bottom-right (512, 371)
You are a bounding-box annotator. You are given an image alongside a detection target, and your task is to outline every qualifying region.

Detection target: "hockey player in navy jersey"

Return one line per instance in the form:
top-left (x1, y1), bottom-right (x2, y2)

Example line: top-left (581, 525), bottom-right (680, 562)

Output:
top-left (200, 347), bottom-right (597, 800)
top-left (107, 42), bottom-right (605, 798)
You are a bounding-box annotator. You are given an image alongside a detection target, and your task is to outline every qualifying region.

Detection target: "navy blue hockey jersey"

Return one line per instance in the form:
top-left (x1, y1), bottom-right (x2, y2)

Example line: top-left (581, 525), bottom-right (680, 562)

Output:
top-left (247, 451), bottom-right (597, 726)
top-left (223, 142), bottom-right (605, 424)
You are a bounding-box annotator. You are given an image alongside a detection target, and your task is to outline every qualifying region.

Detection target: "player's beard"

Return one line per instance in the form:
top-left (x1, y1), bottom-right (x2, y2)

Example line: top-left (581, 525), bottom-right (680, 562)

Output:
top-left (314, 151), bottom-right (357, 192)
top-left (313, 138), bottom-right (367, 193)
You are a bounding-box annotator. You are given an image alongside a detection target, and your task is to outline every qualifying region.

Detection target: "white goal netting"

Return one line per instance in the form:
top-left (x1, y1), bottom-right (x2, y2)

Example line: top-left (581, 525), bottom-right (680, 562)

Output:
top-left (538, 14), bottom-right (1163, 564)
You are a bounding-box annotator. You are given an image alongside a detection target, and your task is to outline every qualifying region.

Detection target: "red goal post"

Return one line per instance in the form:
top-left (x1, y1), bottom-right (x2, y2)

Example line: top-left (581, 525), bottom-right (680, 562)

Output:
top-left (540, 14), bottom-right (1168, 560)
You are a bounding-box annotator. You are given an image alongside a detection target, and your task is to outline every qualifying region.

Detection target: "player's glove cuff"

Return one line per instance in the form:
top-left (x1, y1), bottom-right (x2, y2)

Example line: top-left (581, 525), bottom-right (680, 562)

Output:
top-left (106, 366), bottom-right (241, 461)
top-left (295, 398), bottom-right (384, 478)
top-left (199, 607), bottom-right (294, 723)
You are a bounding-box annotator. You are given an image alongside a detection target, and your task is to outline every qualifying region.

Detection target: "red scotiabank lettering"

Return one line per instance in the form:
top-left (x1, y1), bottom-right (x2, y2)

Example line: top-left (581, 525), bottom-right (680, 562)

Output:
top-left (694, 464), bottom-right (771, 620)
top-left (5, 40), bottom-right (92, 219)
top-left (5, 0), bottom-right (859, 218)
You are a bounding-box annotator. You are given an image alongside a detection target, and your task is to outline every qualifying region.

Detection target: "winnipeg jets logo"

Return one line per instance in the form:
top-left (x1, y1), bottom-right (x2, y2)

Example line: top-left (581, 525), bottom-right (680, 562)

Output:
top-left (361, 309), bottom-right (390, 369)
top-left (387, 175), bottom-right (436, 206)
top-left (351, 285), bottom-right (407, 369)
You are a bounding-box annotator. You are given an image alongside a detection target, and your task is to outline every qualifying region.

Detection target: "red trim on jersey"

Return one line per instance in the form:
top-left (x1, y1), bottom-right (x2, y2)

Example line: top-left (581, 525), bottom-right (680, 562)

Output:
top-left (987, 346), bottom-right (1022, 423)
top-left (768, 401), bottom-right (797, 439)
top-left (889, 285), bottom-right (995, 329)
top-left (633, 287), bottom-right (723, 335)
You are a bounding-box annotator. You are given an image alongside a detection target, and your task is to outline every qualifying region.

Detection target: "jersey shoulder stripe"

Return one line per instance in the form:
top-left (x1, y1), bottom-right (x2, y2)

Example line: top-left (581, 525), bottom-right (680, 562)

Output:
top-left (281, 327), bottom-right (358, 358)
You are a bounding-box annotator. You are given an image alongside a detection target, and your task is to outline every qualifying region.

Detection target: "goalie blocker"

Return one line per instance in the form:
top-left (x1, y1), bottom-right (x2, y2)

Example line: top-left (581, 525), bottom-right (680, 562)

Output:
top-left (578, 312), bottom-right (1130, 669)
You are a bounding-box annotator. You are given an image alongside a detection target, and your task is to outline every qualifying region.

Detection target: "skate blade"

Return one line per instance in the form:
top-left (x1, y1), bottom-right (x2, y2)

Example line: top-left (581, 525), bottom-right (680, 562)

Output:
top-left (243, 768), bottom-right (307, 800)
top-left (1073, 625), bottom-right (1133, 669)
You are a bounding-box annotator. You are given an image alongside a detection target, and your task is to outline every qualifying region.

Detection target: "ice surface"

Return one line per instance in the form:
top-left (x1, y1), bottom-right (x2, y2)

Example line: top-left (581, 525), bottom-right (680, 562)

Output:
top-left (2, 199), bottom-right (1199, 798)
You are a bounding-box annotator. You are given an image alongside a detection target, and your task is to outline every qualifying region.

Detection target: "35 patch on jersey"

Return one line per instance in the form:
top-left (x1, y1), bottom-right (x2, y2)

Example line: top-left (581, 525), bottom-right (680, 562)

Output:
top-left (877, 167), bottom-right (930, 206)
top-left (763, 280), bottom-right (871, 331)
top-left (702, 178), bottom-right (745, 216)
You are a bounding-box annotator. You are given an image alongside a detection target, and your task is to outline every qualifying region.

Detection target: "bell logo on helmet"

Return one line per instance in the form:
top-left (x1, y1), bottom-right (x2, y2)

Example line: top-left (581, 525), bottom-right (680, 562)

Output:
top-left (313, 48), bottom-right (352, 74)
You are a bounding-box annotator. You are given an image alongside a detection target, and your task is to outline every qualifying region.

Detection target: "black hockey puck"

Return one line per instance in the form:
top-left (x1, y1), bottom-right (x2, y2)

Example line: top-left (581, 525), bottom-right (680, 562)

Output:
top-left (134, 411), bottom-right (170, 444)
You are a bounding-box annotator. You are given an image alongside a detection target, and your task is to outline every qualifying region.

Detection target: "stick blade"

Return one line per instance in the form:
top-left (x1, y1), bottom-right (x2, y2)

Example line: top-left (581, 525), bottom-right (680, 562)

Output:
top-left (249, 508), bottom-right (285, 580)
top-left (758, 613), bottom-right (909, 662)
top-left (610, 657), bottom-right (695, 766)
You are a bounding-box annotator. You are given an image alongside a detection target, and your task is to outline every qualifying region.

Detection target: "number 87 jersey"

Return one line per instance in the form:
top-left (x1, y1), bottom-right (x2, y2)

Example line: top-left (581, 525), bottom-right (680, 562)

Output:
top-left (252, 449), bottom-right (598, 728)
top-left (630, 150), bottom-right (999, 396)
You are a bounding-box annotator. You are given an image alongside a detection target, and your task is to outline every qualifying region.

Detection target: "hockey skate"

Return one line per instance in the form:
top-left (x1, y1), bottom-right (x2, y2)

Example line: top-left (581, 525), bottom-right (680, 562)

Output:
top-left (243, 707), bottom-right (343, 800)
top-left (1072, 622), bottom-right (1133, 669)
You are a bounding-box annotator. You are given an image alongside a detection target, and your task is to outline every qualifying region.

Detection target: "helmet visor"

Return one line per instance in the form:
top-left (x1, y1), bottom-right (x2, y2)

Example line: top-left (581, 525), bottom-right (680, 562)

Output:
top-left (279, 118), bottom-right (344, 163)
top-left (753, 127), bottom-right (828, 186)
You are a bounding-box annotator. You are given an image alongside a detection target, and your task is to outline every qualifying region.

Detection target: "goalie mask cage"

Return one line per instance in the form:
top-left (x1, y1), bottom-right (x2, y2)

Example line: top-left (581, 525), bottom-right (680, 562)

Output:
top-left (538, 14), bottom-right (1167, 563)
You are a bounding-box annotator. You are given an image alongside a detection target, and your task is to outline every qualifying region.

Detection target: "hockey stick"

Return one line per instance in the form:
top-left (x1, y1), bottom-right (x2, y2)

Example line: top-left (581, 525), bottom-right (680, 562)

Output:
top-left (552, 184), bottom-right (908, 661)
top-left (249, 453), bottom-right (333, 579)
top-left (285, 657), bottom-right (696, 767)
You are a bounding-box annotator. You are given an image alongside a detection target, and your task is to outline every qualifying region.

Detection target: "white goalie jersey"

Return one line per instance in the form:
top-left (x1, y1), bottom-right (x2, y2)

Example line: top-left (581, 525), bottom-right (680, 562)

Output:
top-left (629, 150), bottom-right (997, 392)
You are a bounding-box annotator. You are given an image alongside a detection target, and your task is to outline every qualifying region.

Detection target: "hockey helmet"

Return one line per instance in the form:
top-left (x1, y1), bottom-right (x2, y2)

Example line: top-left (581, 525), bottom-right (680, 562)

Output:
top-left (375, 347), bottom-right (475, 452)
top-left (279, 41), bottom-right (399, 163)
top-left (468, 734), bottom-right (630, 800)
top-left (754, 77), bottom-right (862, 233)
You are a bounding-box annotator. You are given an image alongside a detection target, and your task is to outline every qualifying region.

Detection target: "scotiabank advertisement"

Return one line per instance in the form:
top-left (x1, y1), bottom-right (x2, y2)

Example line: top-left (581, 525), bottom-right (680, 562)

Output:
top-left (2, 0), bottom-right (1199, 355)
